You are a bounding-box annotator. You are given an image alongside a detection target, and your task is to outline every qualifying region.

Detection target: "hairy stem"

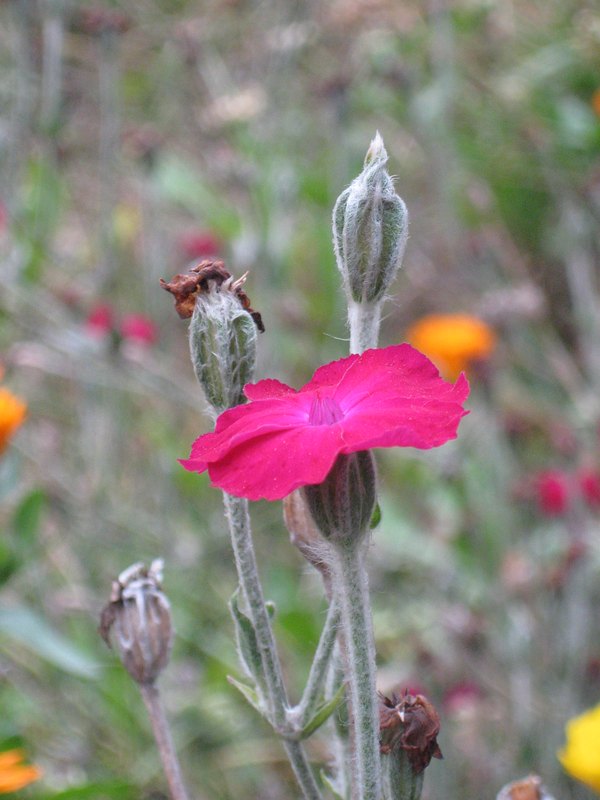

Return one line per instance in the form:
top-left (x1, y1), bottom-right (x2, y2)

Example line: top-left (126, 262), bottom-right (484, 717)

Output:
top-left (330, 541), bottom-right (381, 800)
top-left (348, 300), bottom-right (382, 354)
top-left (139, 683), bottom-right (191, 800)
top-left (296, 599), bottom-right (341, 728)
top-left (223, 492), bottom-right (323, 800)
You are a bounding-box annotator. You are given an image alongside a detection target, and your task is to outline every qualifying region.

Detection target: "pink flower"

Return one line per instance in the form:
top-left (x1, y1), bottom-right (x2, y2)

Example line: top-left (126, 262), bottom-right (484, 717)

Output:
top-left (119, 314), bottom-right (158, 346)
top-left (181, 345), bottom-right (469, 501)
top-left (578, 468), bottom-right (600, 509)
top-left (179, 231), bottom-right (221, 260)
top-left (535, 470), bottom-right (570, 516)
top-left (85, 303), bottom-right (114, 338)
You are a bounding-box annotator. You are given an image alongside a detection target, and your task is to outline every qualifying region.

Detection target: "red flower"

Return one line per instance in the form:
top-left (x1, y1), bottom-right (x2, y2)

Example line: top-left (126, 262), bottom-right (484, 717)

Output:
top-left (535, 470), bottom-right (570, 516)
top-left (181, 345), bottom-right (469, 501)
top-left (179, 231), bottom-right (221, 260)
top-left (119, 314), bottom-right (158, 346)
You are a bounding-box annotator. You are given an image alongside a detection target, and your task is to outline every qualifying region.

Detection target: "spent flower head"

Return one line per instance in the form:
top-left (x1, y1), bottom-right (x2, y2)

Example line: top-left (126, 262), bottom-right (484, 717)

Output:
top-left (161, 260), bottom-right (263, 414)
top-left (379, 691), bottom-right (443, 800)
top-left (180, 344), bottom-right (468, 501)
top-left (100, 559), bottom-right (173, 686)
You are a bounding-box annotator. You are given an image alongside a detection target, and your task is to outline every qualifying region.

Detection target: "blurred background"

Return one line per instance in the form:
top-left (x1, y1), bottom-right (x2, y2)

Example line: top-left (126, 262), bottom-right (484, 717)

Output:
top-left (1, 0), bottom-right (600, 797)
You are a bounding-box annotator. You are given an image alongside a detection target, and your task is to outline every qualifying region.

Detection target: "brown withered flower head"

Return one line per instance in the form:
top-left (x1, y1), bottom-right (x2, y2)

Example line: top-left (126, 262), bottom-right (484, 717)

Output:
top-left (496, 775), bottom-right (555, 800)
top-left (99, 559), bottom-right (173, 686)
top-left (379, 691), bottom-right (443, 775)
top-left (160, 259), bottom-right (264, 331)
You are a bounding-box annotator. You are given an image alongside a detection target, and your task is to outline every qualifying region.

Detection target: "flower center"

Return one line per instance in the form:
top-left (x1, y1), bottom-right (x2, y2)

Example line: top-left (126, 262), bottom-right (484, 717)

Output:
top-left (308, 393), bottom-right (344, 426)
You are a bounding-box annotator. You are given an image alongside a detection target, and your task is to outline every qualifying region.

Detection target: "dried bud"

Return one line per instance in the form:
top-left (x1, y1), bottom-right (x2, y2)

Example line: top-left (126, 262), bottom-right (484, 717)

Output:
top-left (302, 451), bottom-right (377, 546)
top-left (333, 132), bottom-right (408, 307)
top-left (496, 775), bottom-right (555, 800)
top-left (161, 261), bottom-right (262, 413)
top-left (99, 560), bottom-right (173, 686)
top-left (379, 691), bottom-right (442, 800)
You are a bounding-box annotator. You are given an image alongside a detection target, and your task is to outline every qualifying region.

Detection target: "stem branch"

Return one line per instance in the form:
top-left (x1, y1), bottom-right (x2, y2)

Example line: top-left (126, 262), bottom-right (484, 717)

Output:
top-left (296, 599), bottom-right (341, 728)
top-left (223, 492), bottom-right (323, 800)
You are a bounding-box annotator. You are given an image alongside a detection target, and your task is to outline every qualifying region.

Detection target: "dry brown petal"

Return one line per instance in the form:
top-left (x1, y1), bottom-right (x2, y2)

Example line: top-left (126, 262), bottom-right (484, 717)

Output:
top-left (379, 691), bottom-right (443, 774)
top-left (160, 259), bottom-right (264, 331)
top-left (497, 775), bottom-right (550, 800)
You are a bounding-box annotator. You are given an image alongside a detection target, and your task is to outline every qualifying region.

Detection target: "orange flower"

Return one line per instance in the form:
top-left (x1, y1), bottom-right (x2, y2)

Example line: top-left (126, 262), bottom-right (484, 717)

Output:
top-left (406, 313), bottom-right (496, 380)
top-left (0, 749), bottom-right (42, 794)
top-left (0, 388), bottom-right (27, 455)
top-left (592, 89), bottom-right (600, 118)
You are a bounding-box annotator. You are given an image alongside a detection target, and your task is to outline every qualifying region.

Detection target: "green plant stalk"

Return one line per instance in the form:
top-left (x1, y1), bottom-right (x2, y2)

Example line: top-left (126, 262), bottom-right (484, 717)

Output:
top-left (222, 492), bottom-right (323, 800)
top-left (348, 300), bottom-right (382, 354)
top-left (330, 540), bottom-right (381, 800)
top-left (295, 599), bottom-right (341, 729)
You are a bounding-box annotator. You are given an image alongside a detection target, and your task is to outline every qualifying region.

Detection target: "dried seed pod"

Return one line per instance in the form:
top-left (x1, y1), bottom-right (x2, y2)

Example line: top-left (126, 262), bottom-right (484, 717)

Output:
top-left (100, 560), bottom-right (173, 686)
top-left (496, 775), bottom-right (555, 800)
top-left (379, 691), bottom-right (443, 773)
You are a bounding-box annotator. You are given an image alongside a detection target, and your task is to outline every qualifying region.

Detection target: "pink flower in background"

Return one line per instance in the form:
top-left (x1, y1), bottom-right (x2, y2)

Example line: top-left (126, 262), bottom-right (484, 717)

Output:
top-left (534, 470), bottom-right (570, 516)
top-left (578, 468), bottom-right (600, 509)
top-left (442, 682), bottom-right (482, 715)
top-left (181, 344), bottom-right (469, 501)
top-left (179, 230), bottom-right (221, 260)
top-left (85, 303), bottom-right (115, 338)
top-left (120, 313), bottom-right (158, 346)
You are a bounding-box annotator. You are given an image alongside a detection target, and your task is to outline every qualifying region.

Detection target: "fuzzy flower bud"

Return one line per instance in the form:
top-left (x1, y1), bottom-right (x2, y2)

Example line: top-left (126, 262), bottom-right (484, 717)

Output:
top-left (100, 559), bottom-right (173, 686)
top-left (302, 451), bottom-right (377, 545)
top-left (161, 261), bottom-right (262, 414)
top-left (333, 132), bottom-right (408, 306)
top-left (379, 691), bottom-right (443, 800)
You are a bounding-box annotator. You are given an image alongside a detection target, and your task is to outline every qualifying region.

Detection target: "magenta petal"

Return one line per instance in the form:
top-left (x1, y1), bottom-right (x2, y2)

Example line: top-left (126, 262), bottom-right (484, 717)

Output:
top-left (207, 425), bottom-right (344, 500)
top-left (340, 400), bottom-right (469, 451)
top-left (244, 378), bottom-right (297, 401)
top-left (180, 344), bottom-right (470, 500)
top-left (334, 345), bottom-right (444, 410)
top-left (181, 396), bottom-right (311, 470)
top-left (300, 352), bottom-right (361, 393)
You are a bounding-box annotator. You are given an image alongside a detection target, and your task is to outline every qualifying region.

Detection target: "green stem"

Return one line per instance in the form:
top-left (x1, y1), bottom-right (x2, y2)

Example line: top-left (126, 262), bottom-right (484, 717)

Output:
top-left (223, 492), bottom-right (323, 800)
top-left (296, 599), bottom-right (341, 729)
top-left (331, 541), bottom-right (381, 800)
top-left (348, 300), bottom-right (382, 354)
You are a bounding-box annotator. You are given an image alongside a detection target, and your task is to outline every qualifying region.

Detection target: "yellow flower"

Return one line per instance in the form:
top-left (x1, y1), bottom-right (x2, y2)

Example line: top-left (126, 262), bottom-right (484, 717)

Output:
top-left (0, 387), bottom-right (27, 456)
top-left (0, 749), bottom-right (42, 794)
top-left (405, 313), bottom-right (496, 380)
top-left (558, 703), bottom-right (600, 792)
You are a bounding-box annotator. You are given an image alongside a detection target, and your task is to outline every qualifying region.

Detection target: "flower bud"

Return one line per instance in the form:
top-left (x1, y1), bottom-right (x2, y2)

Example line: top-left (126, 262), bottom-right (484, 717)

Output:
top-left (283, 490), bottom-right (332, 594)
top-left (333, 132), bottom-right (408, 306)
top-left (99, 559), bottom-right (173, 686)
top-left (379, 691), bottom-right (443, 800)
top-left (160, 261), bottom-right (261, 414)
top-left (302, 451), bottom-right (377, 545)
